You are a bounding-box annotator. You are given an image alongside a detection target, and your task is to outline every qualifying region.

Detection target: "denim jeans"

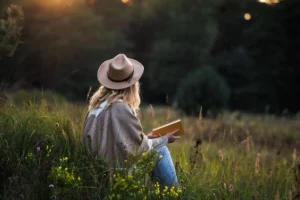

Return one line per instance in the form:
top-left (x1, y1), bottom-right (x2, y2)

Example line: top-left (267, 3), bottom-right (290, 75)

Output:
top-left (151, 146), bottom-right (179, 187)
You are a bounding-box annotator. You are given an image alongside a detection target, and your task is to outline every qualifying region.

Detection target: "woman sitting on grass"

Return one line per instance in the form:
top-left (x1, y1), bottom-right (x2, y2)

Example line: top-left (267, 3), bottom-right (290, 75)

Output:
top-left (82, 54), bottom-right (180, 186)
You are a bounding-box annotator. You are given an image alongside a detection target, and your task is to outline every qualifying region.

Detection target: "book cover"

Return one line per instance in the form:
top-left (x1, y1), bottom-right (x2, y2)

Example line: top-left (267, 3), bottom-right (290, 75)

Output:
top-left (152, 119), bottom-right (184, 136)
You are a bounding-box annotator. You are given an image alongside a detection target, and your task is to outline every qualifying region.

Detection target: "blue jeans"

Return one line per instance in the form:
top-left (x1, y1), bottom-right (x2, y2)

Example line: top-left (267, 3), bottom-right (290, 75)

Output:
top-left (151, 146), bottom-right (179, 187)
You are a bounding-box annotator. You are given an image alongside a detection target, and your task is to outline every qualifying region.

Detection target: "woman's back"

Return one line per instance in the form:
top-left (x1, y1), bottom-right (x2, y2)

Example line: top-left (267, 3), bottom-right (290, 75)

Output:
top-left (83, 101), bottom-right (150, 166)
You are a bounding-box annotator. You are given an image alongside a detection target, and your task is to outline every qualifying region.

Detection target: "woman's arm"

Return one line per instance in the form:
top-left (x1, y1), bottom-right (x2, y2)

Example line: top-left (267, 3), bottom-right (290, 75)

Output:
top-left (146, 129), bottom-right (180, 149)
top-left (147, 136), bottom-right (168, 149)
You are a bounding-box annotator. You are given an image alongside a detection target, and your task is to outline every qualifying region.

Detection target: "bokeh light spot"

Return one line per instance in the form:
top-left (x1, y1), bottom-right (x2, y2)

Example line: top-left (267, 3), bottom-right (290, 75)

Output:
top-left (244, 13), bottom-right (251, 21)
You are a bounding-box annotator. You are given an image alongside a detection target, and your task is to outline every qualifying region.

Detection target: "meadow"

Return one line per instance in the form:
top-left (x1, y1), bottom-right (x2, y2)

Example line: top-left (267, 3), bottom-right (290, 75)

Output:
top-left (0, 90), bottom-right (299, 200)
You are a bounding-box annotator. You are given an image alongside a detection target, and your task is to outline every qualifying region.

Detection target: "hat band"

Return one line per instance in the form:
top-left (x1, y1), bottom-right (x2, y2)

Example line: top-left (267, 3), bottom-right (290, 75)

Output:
top-left (107, 70), bottom-right (134, 83)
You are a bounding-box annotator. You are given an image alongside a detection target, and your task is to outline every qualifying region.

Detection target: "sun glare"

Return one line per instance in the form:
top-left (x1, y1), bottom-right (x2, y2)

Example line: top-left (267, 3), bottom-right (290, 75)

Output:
top-left (121, 0), bottom-right (130, 3)
top-left (258, 0), bottom-right (280, 4)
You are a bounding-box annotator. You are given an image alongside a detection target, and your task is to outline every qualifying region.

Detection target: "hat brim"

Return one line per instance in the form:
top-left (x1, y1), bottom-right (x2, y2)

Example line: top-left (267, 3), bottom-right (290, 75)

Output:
top-left (97, 58), bottom-right (144, 90)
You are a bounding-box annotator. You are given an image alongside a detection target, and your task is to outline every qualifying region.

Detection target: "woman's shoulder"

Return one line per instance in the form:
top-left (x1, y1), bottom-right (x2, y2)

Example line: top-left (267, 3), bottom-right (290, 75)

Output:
top-left (110, 100), bottom-right (130, 110)
top-left (110, 101), bottom-right (135, 116)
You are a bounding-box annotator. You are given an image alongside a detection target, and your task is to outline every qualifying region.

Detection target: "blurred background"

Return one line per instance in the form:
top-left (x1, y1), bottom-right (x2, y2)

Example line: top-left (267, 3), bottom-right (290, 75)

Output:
top-left (1, 0), bottom-right (300, 116)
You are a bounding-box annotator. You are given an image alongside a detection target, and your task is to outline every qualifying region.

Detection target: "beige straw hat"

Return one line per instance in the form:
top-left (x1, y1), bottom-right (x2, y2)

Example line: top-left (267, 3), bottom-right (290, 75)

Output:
top-left (97, 54), bottom-right (144, 90)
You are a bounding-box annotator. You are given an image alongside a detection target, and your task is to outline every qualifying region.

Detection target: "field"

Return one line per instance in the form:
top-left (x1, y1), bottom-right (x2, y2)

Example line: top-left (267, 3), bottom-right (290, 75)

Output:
top-left (0, 90), bottom-right (300, 200)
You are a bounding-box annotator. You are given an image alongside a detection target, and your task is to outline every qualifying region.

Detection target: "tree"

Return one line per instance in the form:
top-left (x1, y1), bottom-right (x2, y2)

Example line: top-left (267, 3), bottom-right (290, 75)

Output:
top-left (175, 66), bottom-right (230, 116)
top-left (126, 0), bottom-right (222, 103)
top-left (1, 0), bottom-right (130, 99)
top-left (0, 4), bottom-right (23, 60)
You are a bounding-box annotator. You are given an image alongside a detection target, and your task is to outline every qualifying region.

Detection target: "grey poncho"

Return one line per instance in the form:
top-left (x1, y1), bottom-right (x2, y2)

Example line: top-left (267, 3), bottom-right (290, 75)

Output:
top-left (82, 101), bottom-right (151, 166)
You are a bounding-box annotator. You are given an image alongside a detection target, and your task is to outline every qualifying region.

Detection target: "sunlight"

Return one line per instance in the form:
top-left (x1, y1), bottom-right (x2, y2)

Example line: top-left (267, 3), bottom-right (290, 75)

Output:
top-left (30, 0), bottom-right (75, 8)
top-left (258, 0), bottom-right (280, 4)
top-left (121, 0), bottom-right (130, 4)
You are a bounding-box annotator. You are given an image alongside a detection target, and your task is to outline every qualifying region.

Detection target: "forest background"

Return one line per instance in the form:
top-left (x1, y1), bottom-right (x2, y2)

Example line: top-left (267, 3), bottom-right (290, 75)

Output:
top-left (1, 0), bottom-right (300, 116)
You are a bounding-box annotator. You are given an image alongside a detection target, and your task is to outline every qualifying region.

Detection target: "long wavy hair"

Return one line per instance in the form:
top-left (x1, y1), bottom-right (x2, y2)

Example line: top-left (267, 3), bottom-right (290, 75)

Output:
top-left (88, 82), bottom-right (141, 113)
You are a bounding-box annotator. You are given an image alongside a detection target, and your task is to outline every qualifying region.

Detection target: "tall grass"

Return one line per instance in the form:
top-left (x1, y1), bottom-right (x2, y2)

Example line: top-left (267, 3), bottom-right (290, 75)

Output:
top-left (0, 91), bottom-right (299, 200)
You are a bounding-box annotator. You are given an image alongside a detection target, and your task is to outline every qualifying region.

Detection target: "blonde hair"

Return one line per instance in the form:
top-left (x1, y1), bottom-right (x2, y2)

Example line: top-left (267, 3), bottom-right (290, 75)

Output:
top-left (88, 82), bottom-right (141, 112)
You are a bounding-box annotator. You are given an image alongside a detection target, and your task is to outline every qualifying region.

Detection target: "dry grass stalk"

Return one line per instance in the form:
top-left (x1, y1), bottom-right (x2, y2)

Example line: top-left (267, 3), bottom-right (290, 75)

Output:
top-left (275, 191), bottom-right (279, 200)
top-left (255, 153), bottom-right (261, 175)
top-left (218, 149), bottom-right (224, 161)
top-left (292, 148), bottom-right (297, 167)
top-left (62, 129), bottom-right (67, 140)
top-left (240, 137), bottom-right (249, 146)
top-left (263, 147), bottom-right (268, 170)
top-left (149, 104), bottom-right (156, 127)
top-left (86, 86), bottom-right (92, 104)
top-left (289, 190), bottom-right (293, 200)
top-left (234, 136), bottom-right (237, 153)
top-left (234, 163), bottom-right (239, 177)
top-left (247, 136), bottom-right (252, 154)
top-left (292, 183), bottom-right (296, 193)
top-left (199, 106), bottom-right (202, 121)
top-left (165, 107), bottom-right (171, 123)
top-left (239, 136), bottom-right (252, 154)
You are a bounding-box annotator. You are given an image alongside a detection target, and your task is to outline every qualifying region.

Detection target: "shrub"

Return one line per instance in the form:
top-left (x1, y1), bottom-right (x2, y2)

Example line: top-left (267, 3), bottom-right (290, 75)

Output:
top-left (175, 66), bottom-right (230, 116)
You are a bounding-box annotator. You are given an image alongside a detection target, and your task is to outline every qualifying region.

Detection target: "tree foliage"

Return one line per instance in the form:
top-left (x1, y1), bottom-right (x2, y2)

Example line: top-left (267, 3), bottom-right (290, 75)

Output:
top-left (0, 4), bottom-right (23, 60)
top-left (1, 0), bottom-right (300, 114)
top-left (175, 66), bottom-right (230, 115)
top-left (1, 0), bottom-right (130, 97)
top-left (127, 0), bottom-right (222, 102)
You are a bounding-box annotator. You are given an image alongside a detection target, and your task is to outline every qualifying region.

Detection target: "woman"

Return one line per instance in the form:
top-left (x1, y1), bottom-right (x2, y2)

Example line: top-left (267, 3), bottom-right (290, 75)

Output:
top-left (82, 54), bottom-right (180, 186)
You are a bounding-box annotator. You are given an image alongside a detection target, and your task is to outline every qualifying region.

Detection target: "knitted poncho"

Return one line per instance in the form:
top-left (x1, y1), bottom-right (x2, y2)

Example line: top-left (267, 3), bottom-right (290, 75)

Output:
top-left (82, 101), bottom-right (150, 166)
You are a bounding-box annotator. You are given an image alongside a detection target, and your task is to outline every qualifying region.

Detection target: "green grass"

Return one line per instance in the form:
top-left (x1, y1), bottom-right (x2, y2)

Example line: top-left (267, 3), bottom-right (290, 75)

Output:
top-left (0, 91), bottom-right (299, 200)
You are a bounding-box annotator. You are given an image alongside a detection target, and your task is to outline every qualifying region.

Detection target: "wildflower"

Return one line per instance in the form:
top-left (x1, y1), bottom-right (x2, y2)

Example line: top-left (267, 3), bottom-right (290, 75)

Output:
top-left (49, 184), bottom-right (54, 188)
top-left (25, 153), bottom-right (33, 160)
top-left (142, 152), bottom-right (147, 157)
top-left (159, 155), bottom-right (163, 159)
top-left (64, 157), bottom-right (68, 161)
top-left (36, 147), bottom-right (41, 151)
top-left (78, 177), bottom-right (81, 181)
top-left (55, 123), bottom-right (59, 127)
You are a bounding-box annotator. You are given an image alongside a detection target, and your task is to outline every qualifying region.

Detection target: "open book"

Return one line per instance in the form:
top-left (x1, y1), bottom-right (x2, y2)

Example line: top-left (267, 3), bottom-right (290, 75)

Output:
top-left (152, 119), bottom-right (184, 136)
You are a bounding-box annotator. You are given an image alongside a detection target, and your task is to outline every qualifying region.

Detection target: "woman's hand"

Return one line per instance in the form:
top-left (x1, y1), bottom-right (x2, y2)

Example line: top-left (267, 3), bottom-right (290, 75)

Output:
top-left (147, 129), bottom-right (180, 143)
top-left (147, 132), bottom-right (160, 139)
top-left (166, 129), bottom-right (180, 143)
